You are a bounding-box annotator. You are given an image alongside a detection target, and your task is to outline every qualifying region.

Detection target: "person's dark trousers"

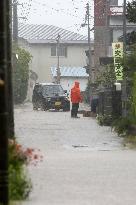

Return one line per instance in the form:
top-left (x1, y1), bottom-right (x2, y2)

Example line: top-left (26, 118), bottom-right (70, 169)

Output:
top-left (71, 103), bottom-right (79, 117)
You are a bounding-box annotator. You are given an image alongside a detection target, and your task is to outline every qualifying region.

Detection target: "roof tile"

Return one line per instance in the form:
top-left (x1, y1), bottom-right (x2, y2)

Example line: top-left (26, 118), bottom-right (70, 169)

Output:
top-left (19, 24), bottom-right (88, 41)
top-left (51, 66), bottom-right (89, 77)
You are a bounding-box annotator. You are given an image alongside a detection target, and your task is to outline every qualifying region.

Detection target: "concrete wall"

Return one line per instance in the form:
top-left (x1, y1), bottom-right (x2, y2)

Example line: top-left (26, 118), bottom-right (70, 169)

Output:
top-left (94, 26), bottom-right (111, 73)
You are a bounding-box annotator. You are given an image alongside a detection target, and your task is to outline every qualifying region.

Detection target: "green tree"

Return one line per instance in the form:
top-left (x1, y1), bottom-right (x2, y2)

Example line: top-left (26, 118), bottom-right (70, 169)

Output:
top-left (126, 0), bottom-right (136, 44)
top-left (95, 64), bottom-right (116, 87)
top-left (127, 0), bottom-right (136, 23)
top-left (125, 45), bottom-right (136, 122)
top-left (131, 72), bottom-right (136, 118)
top-left (125, 45), bottom-right (136, 76)
top-left (13, 47), bottom-right (32, 104)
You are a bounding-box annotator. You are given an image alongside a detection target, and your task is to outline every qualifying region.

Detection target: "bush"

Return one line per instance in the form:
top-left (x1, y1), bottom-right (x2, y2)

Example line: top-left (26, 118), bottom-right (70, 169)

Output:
top-left (112, 117), bottom-right (131, 136)
top-left (96, 114), bottom-right (112, 126)
top-left (9, 165), bottom-right (32, 200)
top-left (13, 47), bottom-right (32, 104)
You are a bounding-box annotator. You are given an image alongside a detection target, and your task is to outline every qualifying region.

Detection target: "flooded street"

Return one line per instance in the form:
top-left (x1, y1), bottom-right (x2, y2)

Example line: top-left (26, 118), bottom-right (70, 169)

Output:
top-left (14, 103), bottom-right (136, 205)
top-left (0, 0), bottom-right (136, 205)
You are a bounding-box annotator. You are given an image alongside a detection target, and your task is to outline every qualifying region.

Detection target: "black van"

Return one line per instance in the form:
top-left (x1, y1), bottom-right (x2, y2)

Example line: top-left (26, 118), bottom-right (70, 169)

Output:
top-left (32, 83), bottom-right (70, 111)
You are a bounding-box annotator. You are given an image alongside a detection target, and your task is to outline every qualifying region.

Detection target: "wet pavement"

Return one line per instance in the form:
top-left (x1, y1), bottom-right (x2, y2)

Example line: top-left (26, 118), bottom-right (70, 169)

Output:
top-left (14, 103), bottom-right (136, 205)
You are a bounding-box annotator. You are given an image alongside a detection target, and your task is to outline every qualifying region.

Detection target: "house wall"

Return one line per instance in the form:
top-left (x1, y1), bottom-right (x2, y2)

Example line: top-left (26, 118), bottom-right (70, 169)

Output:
top-left (28, 43), bottom-right (89, 83)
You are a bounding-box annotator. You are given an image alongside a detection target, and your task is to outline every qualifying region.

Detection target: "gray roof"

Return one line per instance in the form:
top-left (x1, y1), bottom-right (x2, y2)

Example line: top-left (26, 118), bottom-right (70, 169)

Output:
top-left (51, 66), bottom-right (89, 77)
top-left (18, 24), bottom-right (88, 43)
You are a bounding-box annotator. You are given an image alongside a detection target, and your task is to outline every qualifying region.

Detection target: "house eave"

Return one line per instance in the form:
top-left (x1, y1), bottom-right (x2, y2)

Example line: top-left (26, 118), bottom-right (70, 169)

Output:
top-left (26, 39), bottom-right (90, 45)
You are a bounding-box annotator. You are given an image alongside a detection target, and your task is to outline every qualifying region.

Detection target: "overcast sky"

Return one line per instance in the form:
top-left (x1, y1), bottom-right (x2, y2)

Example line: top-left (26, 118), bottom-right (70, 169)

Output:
top-left (18, 0), bottom-right (125, 37)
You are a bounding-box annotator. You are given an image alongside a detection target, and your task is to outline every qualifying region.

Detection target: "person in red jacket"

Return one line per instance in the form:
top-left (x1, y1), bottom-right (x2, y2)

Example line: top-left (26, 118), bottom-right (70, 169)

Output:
top-left (70, 81), bottom-right (82, 118)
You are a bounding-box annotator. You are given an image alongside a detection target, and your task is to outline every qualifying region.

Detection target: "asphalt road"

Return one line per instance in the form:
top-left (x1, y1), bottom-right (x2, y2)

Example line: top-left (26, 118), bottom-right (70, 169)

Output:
top-left (14, 103), bottom-right (136, 205)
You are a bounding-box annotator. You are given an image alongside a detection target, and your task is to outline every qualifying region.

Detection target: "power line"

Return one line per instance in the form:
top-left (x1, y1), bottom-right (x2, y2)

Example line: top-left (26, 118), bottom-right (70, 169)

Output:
top-left (18, 0), bottom-right (32, 22)
top-left (17, 0), bottom-right (95, 35)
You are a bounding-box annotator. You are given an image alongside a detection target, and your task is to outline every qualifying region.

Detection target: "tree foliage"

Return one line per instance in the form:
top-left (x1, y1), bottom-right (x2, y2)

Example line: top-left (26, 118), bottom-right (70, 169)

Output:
top-left (131, 72), bottom-right (136, 118)
top-left (127, 0), bottom-right (136, 23)
top-left (126, 0), bottom-right (136, 44)
top-left (95, 64), bottom-right (116, 87)
top-left (125, 44), bottom-right (136, 76)
top-left (13, 47), bottom-right (32, 104)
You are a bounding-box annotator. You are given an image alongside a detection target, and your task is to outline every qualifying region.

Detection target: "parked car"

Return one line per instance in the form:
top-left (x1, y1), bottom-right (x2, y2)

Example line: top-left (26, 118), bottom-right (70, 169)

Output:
top-left (32, 83), bottom-right (70, 111)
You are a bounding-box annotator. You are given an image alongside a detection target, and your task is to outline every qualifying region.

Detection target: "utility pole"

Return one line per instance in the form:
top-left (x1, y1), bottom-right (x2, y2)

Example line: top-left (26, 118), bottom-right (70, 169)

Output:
top-left (123, 0), bottom-right (127, 55)
top-left (105, 0), bottom-right (110, 56)
top-left (6, 0), bottom-right (17, 138)
top-left (81, 2), bottom-right (92, 101)
top-left (56, 34), bottom-right (61, 84)
top-left (0, 0), bottom-right (10, 204)
top-left (83, 2), bottom-right (93, 100)
top-left (82, 3), bottom-right (92, 82)
top-left (10, 0), bottom-right (21, 137)
top-left (86, 3), bottom-right (92, 83)
top-left (122, 0), bottom-right (127, 117)
top-left (12, 0), bottom-right (18, 44)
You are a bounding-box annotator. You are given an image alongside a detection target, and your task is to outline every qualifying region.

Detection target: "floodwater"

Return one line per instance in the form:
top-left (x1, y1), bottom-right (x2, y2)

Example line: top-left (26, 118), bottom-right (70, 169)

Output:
top-left (13, 103), bottom-right (136, 205)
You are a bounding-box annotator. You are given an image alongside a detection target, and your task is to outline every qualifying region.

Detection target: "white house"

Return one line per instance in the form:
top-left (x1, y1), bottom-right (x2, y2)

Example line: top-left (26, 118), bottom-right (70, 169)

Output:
top-left (18, 23), bottom-right (93, 100)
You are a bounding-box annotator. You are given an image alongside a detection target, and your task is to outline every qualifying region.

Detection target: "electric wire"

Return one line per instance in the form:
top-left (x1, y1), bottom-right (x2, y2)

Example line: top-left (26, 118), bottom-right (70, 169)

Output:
top-left (17, 0), bottom-right (114, 35)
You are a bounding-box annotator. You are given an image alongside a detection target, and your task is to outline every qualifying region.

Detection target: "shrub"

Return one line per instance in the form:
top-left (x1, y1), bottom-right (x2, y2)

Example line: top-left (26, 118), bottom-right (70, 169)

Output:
top-left (112, 117), bottom-right (131, 136)
top-left (96, 114), bottom-right (112, 126)
top-left (9, 164), bottom-right (32, 200)
top-left (13, 46), bottom-right (32, 104)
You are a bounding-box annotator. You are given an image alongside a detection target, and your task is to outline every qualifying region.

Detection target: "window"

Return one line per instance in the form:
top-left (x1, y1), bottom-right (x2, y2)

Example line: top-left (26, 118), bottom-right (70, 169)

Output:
top-left (51, 46), bottom-right (56, 56)
top-left (51, 45), bottom-right (67, 57)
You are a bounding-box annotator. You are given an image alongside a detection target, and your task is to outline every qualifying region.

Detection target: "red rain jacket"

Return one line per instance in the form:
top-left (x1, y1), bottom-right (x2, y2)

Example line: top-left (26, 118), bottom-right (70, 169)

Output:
top-left (70, 82), bottom-right (82, 103)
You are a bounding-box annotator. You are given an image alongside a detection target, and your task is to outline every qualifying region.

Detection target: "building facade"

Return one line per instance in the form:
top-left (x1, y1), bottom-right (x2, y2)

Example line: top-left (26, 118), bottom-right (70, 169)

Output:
top-left (94, 0), bottom-right (136, 76)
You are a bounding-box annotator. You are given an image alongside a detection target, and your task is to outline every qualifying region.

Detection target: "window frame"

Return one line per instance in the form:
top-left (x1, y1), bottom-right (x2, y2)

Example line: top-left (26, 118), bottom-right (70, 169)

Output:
top-left (51, 45), bottom-right (67, 57)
